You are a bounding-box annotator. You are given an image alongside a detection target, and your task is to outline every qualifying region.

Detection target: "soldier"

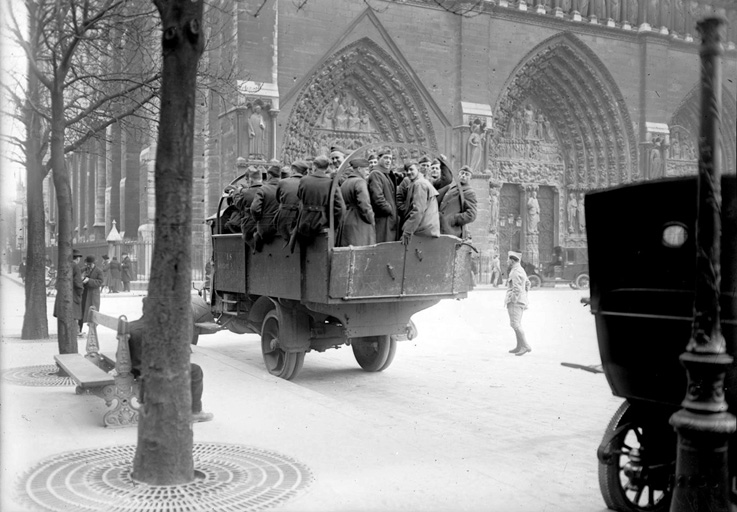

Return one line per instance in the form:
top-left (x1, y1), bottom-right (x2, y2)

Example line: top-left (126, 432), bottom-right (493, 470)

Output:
top-left (336, 158), bottom-right (375, 247)
top-left (330, 145), bottom-right (347, 177)
top-left (237, 167), bottom-right (263, 250)
top-left (250, 165), bottom-right (281, 251)
top-left (291, 156), bottom-right (345, 249)
top-left (274, 160), bottom-right (308, 241)
top-left (400, 161), bottom-right (440, 245)
top-left (367, 149), bottom-right (398, 243)
top-left (437, 165), bottom-right (478, 239)
top-left (418, 155), bottom-right (432, 178)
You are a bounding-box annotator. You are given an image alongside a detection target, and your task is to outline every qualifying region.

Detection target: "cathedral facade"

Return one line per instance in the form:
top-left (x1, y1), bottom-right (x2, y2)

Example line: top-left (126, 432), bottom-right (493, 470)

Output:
top-left (58, 0), bottom-right (737, 278)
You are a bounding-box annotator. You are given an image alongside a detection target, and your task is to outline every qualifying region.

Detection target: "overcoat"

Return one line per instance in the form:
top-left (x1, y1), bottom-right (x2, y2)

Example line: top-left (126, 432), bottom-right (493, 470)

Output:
top-left (437, 182), bottom-right (478, 238)
top-left (402, 177), bottom-right (440, 238)
top-left (337, 171), bottom-right (375, 247)
top-left (236, 184), bottom-right (261, 247)
top-left (367, 167), bottom-right (397, 243)
top-left (121, 257), bottom-right (133, 284)
top-left (294, 170), bottom-right (344, 240)
top-left (109, 258), bottom-right (122, 292)
top-left (81, 264), bottom-right (104, 322)
top-left (251, 177), bottom-right (280, 245)
top-left (274, 175), bottom-right (302, 240)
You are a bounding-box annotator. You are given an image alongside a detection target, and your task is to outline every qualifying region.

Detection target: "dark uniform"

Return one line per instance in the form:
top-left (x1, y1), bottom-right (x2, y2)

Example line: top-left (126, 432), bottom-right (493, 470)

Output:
top-left (293, 160), bottom-right (344, 246)
top-left (367, 165), bottom-right (398, 243)
top-left (274, 173), bottom-right (303, 241)
top-left (337, 160), bottom-right (375, 247)
top-left (251, 170), bottom-right (281, 249)
top-left (236, 182), bottom-right (261, 249)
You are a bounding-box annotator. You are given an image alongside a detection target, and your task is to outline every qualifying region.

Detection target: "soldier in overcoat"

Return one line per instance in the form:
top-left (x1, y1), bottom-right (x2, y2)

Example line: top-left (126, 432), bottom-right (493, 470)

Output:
top-left (337, 158), bottom-right (375, 247)
top-left (367, 149), bottom-right (398, 243)
top-left (237, 168), bottom-right (263, 250)
top-left (251, 165), bottom-right (281, 250)
top-left (291, 156), bottom-right (344, 248)
top-left (274, 160), bottom-right (307, 241)
top-left (400, 162), bottom-right (440, 245)
top-left (437, 165), bottom-right (478, 239)
top-left (81, 255), bottom-right (104, 325)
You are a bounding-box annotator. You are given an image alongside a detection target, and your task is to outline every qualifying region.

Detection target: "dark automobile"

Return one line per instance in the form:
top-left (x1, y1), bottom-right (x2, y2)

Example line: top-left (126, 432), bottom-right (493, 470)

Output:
top-left (522, 246), bottom-right (589, 289)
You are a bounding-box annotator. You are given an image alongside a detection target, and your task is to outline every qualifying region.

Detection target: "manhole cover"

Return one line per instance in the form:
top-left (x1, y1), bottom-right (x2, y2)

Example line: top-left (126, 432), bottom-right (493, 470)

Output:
top-left (18, 442), bottom-right (313, 512)
top-left (1, 364), bottom-right (74, 386)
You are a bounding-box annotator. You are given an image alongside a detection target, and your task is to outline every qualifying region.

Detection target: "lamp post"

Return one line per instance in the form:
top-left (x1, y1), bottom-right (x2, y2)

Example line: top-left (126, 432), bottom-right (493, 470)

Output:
top-left (669, 17), bottom-right (735, 512)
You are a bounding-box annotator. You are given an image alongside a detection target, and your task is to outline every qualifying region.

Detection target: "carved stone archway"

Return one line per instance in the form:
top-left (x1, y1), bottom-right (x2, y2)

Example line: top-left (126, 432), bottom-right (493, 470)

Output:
top-left (281, 38), bottom-right (437, 164)
top-left (668, 84), bottom-right (737, 177)
top-left (488, 32), bottom-right (639, 264)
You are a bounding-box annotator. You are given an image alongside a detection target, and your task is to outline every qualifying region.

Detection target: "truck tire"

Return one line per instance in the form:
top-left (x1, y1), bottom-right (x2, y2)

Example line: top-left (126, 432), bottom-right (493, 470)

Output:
top-left (261, 310), bottom-right (305, 380)
top-left (352, 335), bottom-right (396, 372)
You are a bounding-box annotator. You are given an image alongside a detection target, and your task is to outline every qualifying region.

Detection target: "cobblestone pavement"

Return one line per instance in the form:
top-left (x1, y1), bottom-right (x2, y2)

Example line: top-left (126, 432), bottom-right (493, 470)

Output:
top-left (0, 273), bottom-right (619, 512)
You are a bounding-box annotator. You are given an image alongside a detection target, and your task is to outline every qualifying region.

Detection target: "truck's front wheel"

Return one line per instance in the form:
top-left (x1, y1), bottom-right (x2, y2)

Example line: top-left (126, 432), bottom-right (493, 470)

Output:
top-left (261, 310), bottom-right (305, 380)
top-left (352, 335), bottom-right (397, 372)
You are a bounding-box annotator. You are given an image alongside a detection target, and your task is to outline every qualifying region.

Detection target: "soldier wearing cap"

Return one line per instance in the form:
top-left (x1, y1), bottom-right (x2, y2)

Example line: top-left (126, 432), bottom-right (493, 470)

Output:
top-left (367, 153), bottom-right (378, 172)
top-left (237, 167), bottom-right (263, 250)
top-left (437, 165), bottom-right (478, 239)
top-left (291, 155), bottom-right (345, 249)
top-left (504, 250), bottom-right (532, 356)
top-left (367, 148), bottom-right (398, 243)
top-left (274, 160), bottom-right (308, 241)
top-left (330, 145), bottom-right (347, 176)
top-left (250, 164), bottom-right (282, 251)
top-left (220, 185), bottom-right (242, 234)
top-left (399, 161), bottom-right (440, 245)
top-left (337, 158), bottom-right (375, 247)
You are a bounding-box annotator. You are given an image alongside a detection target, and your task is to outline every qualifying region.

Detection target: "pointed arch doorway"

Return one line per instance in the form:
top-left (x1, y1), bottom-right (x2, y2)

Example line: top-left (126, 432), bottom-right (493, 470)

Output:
top-left (281, 38), bottom-right (437, 163)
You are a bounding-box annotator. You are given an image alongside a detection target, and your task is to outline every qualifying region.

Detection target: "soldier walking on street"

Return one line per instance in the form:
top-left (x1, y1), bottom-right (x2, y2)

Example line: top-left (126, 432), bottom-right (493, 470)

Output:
top-left (505, 251), bottom-right (532, 356)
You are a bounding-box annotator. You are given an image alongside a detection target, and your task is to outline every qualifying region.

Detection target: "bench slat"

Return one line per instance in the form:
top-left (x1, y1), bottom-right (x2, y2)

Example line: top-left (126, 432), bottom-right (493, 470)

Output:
top-left (89, 310), bottom-right (122, 332)
top-left (55, 354), bottom-right (114, 388)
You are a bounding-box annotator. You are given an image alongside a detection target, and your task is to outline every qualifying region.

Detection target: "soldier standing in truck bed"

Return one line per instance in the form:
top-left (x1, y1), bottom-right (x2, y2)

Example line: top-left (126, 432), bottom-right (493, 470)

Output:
top-left (250, 164), bottom-right (281, 251)
top-left (237, 167), bottom-right (263, 251)
top-left (274, 160), bottom-right (308, 241)
top-left (290, 155), bottom-right (344, 250)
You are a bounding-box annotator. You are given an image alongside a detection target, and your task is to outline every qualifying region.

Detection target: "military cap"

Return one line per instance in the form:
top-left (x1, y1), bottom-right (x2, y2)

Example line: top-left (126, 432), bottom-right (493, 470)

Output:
top-left (418, 155), bottom-right (432, 164)
top-left (350, 158), bottom-right (370, 169)
top-left (313, 155), bottom-right (330, 169)
top-left (508, 251), bottom-right (522, 261)
top-left (377, 148), bottom-right (392, 158)
top-left (267, 165), bottom-right (281, 178)
top-left (330, 145), bottom-right (347, 156)
top-left (291, 160), bottom-right (309, 173)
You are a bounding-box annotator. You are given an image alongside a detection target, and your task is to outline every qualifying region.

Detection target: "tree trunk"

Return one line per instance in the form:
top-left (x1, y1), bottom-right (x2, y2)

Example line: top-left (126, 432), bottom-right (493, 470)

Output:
top-left (131, 0), bottom-right (204, 485)
top-left (50, 82), bottom-right (78, 355)
top-left (21, 58), bottom-right (50, 340)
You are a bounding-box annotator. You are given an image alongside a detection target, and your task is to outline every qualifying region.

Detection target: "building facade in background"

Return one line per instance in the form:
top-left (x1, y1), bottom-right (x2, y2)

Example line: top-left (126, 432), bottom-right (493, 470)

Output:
top-left (47, 0), bottom-right (737, 281)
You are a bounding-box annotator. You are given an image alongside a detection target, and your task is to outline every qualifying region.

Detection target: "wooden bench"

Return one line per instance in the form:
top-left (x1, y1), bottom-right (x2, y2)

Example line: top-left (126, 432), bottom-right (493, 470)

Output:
top-left (54, 307), bottom-right (140, 428)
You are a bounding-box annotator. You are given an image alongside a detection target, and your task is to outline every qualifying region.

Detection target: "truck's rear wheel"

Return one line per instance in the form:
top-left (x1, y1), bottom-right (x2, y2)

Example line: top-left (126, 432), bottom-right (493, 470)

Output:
top-left (352, 335), bottom-right (396, 372)
top-left (261, 310), bottom-right (304, 380)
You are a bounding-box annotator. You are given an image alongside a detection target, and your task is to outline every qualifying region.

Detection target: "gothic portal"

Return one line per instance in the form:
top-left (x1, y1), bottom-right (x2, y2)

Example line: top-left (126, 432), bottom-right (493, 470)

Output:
top-left (488, 33), bottom-right (638, 267)
top-left (281, 38), bottom-right (438, 163)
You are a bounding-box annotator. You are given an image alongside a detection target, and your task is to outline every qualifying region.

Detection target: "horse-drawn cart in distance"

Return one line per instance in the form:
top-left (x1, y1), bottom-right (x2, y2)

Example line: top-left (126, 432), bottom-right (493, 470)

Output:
top-left (586, 174), bottom-right (737, 512)
top-left (199, 144), bottom-right (475, 380)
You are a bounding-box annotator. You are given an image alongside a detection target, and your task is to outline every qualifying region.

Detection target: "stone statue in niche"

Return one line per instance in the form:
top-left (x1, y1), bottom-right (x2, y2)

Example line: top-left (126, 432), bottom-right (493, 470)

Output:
top-left (524, 104), bottom-right (536, 139)
top-left (627, 0), bottom-right (638, 26)
top-left (348, 99), bottom-right (360, 131)
top-left (608, 0), bottom-right (621, 22)
top-left (335, 99), bottom-right (348, 131)
top-left (527, 189), bottom-right (540, 234)
top-left (649, 135), bottom-right (665, 179)
top-left (322, 97), bottom-right (338, 129)
top-left (577, 192), bottom-right (586, 232)
top-left (248, 104), bottom-right (266, 159)
top-left (508, 113), bottom-right (518, 140)
top-left (489, 181), bottom-right (501, 234)
top-left (536, 112), bottom-right (546, 140)
top-left (579, 0), bottom-right (590, 16)
top-left (468, 120), bottom-right (485, 173)
top-left (359, 110), bottom-right (371, 132)
top-left (567, 191), bottom-right (578, 233)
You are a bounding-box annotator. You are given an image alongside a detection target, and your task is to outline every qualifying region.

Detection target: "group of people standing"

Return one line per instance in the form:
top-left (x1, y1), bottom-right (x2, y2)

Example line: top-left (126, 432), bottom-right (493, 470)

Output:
top-left (53, 251), bottom-right (133, 337)
top-left (219, 146), bottom-right (479, 251)
top-left (100, 254), bottom-right (133, 293)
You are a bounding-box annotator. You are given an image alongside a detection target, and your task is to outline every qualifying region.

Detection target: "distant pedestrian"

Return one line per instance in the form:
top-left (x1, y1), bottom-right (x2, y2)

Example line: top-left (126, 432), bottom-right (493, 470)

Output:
top-left (101, 255), bottom-right (111, 293)
top-left (504, 251), bottom-right (531, 356)
top-left (109, 256), bottom-right (122, 293)
top-left (490, 254), bottom-right (502, 287)
top-left (80, 255), bottom-right (104, 333)
top-left (121, 254), bottom-right (133, 292)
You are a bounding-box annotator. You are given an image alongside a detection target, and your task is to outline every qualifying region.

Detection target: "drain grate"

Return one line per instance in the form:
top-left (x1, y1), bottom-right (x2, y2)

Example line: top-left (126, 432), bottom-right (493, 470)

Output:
top-left (18, 442), bottom-right (313, 512)
top-left (1, 364), bottom-right (74, 387)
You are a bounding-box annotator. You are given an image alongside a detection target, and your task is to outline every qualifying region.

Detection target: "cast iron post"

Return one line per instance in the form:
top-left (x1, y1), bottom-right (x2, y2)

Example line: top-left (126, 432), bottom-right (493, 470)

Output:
top-left (669, 16), bottom-right (735, 512)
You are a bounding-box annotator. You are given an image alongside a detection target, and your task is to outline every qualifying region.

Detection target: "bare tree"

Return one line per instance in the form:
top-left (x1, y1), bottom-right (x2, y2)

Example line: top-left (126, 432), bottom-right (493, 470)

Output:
top-left (131, 0), bottom-right (204, 484)
top-left (5, 0), bottom-right (160, 348)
